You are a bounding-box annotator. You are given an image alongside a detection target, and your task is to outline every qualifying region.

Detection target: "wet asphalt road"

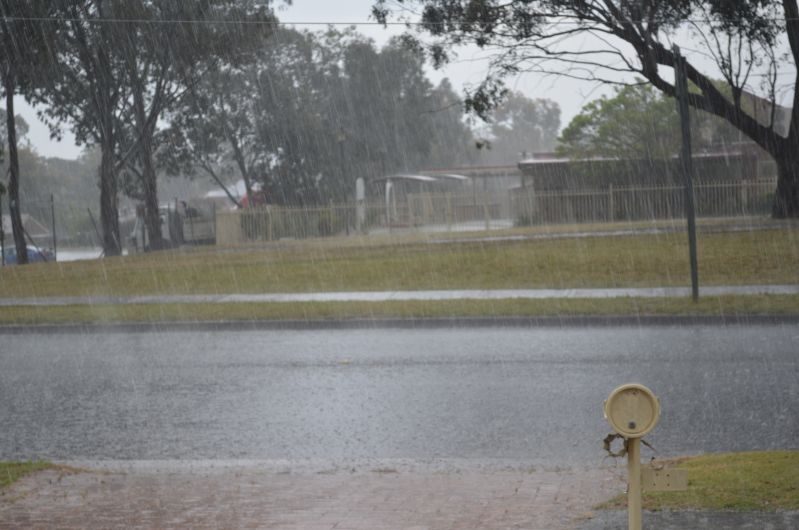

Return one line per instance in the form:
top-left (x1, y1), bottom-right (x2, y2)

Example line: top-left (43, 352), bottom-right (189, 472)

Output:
top-left (1, 325), bottom-right (797, 470)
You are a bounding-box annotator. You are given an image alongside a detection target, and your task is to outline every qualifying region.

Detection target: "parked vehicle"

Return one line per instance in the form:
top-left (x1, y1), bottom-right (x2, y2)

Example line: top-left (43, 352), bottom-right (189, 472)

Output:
top-left (2, 245), bottom-right (54, 265)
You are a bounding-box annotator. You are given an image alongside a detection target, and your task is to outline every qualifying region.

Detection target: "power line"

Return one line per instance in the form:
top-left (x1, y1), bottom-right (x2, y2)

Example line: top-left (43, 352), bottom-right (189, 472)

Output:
top-left (2, 16), bottom-right (799, 26)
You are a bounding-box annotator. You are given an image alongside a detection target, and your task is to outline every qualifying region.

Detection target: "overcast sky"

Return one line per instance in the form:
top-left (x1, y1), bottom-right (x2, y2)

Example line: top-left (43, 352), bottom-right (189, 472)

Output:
top-left (15, 0), bottom-right (794, 160)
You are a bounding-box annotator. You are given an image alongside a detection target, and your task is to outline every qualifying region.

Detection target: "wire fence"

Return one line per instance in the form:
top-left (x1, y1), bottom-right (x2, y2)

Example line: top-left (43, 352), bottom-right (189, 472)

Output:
top-left (0, 178), bottom-right (780, 256)
top-left (509, 178), bottom-right (776, 225)
top-left (213, 178), bottom-right (778, 246)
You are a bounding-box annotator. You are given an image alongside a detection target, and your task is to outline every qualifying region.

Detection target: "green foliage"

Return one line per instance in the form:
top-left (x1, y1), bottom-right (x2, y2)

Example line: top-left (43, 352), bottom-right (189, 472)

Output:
top-left (557, 83), bottom-right (743, 160)
top-left (557, 84), bottom-right (681, 160)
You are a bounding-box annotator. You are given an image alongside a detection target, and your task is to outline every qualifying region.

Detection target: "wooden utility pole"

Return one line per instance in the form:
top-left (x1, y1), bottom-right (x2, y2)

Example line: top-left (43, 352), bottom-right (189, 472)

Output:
top-left (0, 186), bottom-right (5, 266)
top-left (673, 45), bottom-right (699, 301)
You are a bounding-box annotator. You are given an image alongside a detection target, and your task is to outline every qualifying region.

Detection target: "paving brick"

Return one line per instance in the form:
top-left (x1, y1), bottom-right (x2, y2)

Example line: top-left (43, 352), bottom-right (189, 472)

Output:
top-left (0, 466), bottom-right (620, 529)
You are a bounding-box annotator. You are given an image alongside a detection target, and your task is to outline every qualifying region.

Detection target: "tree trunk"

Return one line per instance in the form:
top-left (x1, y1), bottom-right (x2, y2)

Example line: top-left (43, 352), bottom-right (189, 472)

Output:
top-left (127, 51), bottom-right (166, 251)
top-left (772, 151), bottom-right (799, 218)
top-left (228, 133), bottom-right (253, 207)
top-left (140, 141), bottom-right (164, 250)
top-left (99, 134), bottom-right (121, 256)
top-left (4, 71), bottom-right (27, 264)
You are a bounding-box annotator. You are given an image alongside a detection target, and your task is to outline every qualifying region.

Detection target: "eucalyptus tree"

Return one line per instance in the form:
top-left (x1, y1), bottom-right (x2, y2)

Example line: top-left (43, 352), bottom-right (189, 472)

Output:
top-left (374, 1), bottom-right (799, 217)
top-left (38, 1), bottom-right (276, 255)
top-left (163, 26), bottom-right (317, 207)
top-left (115, 0), bottom-right (276, 249)
top-left (167, 28), bottom-right (477, 206)
top-left (0, 1), bottom-right (54, 264)
top-left (323, 33), bottom-right (475, 186)
top-left (39, 1), bottom-right (130, 256)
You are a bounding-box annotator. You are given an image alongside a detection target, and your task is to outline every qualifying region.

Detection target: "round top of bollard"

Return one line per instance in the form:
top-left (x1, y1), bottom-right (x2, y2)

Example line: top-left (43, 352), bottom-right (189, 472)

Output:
top-left (604, 383), bottom-right (660, 438)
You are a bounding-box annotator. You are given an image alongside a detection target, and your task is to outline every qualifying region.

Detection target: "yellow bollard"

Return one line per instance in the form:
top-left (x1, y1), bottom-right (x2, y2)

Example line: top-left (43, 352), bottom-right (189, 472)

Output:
top-left (604, 384), bottom-right (661, 530)
top-left (627, 437), bottom-right (642, 530)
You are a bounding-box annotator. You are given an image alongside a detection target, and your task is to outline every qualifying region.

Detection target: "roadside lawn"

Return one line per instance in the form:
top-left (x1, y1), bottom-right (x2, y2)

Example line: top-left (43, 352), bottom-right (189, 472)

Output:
top-left (1, 294), bottom-right (798, 325)
top-left (1, 226), bottom-right (797, 299)
top-left (597, 451), bottom-right (799, 511)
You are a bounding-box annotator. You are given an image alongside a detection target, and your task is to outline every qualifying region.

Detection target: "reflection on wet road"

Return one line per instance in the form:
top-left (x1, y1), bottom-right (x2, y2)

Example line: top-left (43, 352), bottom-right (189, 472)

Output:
top-left (1, 325), bottom-right (797, 469)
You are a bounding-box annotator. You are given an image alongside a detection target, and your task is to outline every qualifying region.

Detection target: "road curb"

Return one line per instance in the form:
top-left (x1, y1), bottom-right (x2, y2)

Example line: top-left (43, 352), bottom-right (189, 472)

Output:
top-left (1, 314), bottom-right (798, 334)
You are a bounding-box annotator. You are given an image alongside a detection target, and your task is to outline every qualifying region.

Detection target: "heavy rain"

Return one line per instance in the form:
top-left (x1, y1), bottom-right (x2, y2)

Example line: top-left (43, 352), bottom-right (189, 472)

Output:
top-left (0, 1), bottom-right (798, 529)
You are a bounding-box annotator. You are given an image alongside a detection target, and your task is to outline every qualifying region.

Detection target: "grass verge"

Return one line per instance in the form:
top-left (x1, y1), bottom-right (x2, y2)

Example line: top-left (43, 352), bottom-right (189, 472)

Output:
top-left (1, 227), bottom-right (797, 299)
top-left (0, 461), bottom-right (52, 489)
top-left (1, 295), bottom-right (797, 325)
top-left (598, 451), bottom-right (799, 511)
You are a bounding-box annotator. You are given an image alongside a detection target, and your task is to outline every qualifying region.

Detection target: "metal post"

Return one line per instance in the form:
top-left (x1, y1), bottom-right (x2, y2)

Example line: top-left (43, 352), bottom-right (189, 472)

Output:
top-left (50, 194), bottom-right (57, 261)
top-left (608, 184), bottom-right (615, 222)
top-left (627, 437), bottom-right (643, 530)
top-left (446, 193), bottom-right (452, 232)
top-left (0, 190), bottom-right (5, 266)
top-left (212, 201), bottom-right (217, 245)
top-left (673, 45), bottom-right (699, 301)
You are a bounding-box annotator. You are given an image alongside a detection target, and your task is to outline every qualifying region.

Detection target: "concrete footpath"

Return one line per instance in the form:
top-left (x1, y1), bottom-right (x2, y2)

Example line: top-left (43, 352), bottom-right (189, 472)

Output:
top-left (1, 284), bottom-right (798, 307)
top-left (3, 463), bottom-right (796, 529)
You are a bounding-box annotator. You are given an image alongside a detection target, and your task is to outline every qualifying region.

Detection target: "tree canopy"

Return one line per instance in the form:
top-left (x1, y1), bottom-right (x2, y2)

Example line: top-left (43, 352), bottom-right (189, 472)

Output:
top-left (0, 0), bottom-right (54, 264)
top-left (557, 83), bottom-right (743, 160)
top-left (165, 28), bottom-right (478, 206)
top-left (477, 92), bottom-right (560, 163)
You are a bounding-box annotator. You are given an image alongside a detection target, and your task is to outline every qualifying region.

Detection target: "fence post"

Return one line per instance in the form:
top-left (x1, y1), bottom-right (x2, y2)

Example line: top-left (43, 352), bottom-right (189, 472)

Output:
top-left (446, 193), bottom-right (452, 232)
top-left (212, 202), bottom-right (217, 245)
top-left (484, 199), bottom-right (490, 231)
top-left (740, 180), bottom-right (748, 215)
top-left (608, 184), bottom-right (615, 222)
top-left (50, 194), bottom-right (58, 261)
top-left (267, 206), bottom-right (273, 241)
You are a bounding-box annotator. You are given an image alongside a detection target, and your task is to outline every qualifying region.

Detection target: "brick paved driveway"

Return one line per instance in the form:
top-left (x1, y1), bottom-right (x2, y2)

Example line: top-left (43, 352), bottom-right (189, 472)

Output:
top-left (0, 464), bottom-right (619, 529)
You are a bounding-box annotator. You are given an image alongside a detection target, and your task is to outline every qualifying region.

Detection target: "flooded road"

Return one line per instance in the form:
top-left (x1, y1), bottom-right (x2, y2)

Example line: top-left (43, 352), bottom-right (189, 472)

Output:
top-left (1, 325), bottom-right (797, 470)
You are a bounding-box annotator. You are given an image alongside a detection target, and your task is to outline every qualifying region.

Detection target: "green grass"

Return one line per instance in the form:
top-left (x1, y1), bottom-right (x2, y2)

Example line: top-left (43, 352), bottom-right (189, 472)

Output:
top-left (0, 461), bottom-right (52, 489)
top-left (598, 451), bottom-right (799, 511)
top-left (1, 226), bottom-right (798, 299)
top-left (1, 294), bottom-right (797, 325)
